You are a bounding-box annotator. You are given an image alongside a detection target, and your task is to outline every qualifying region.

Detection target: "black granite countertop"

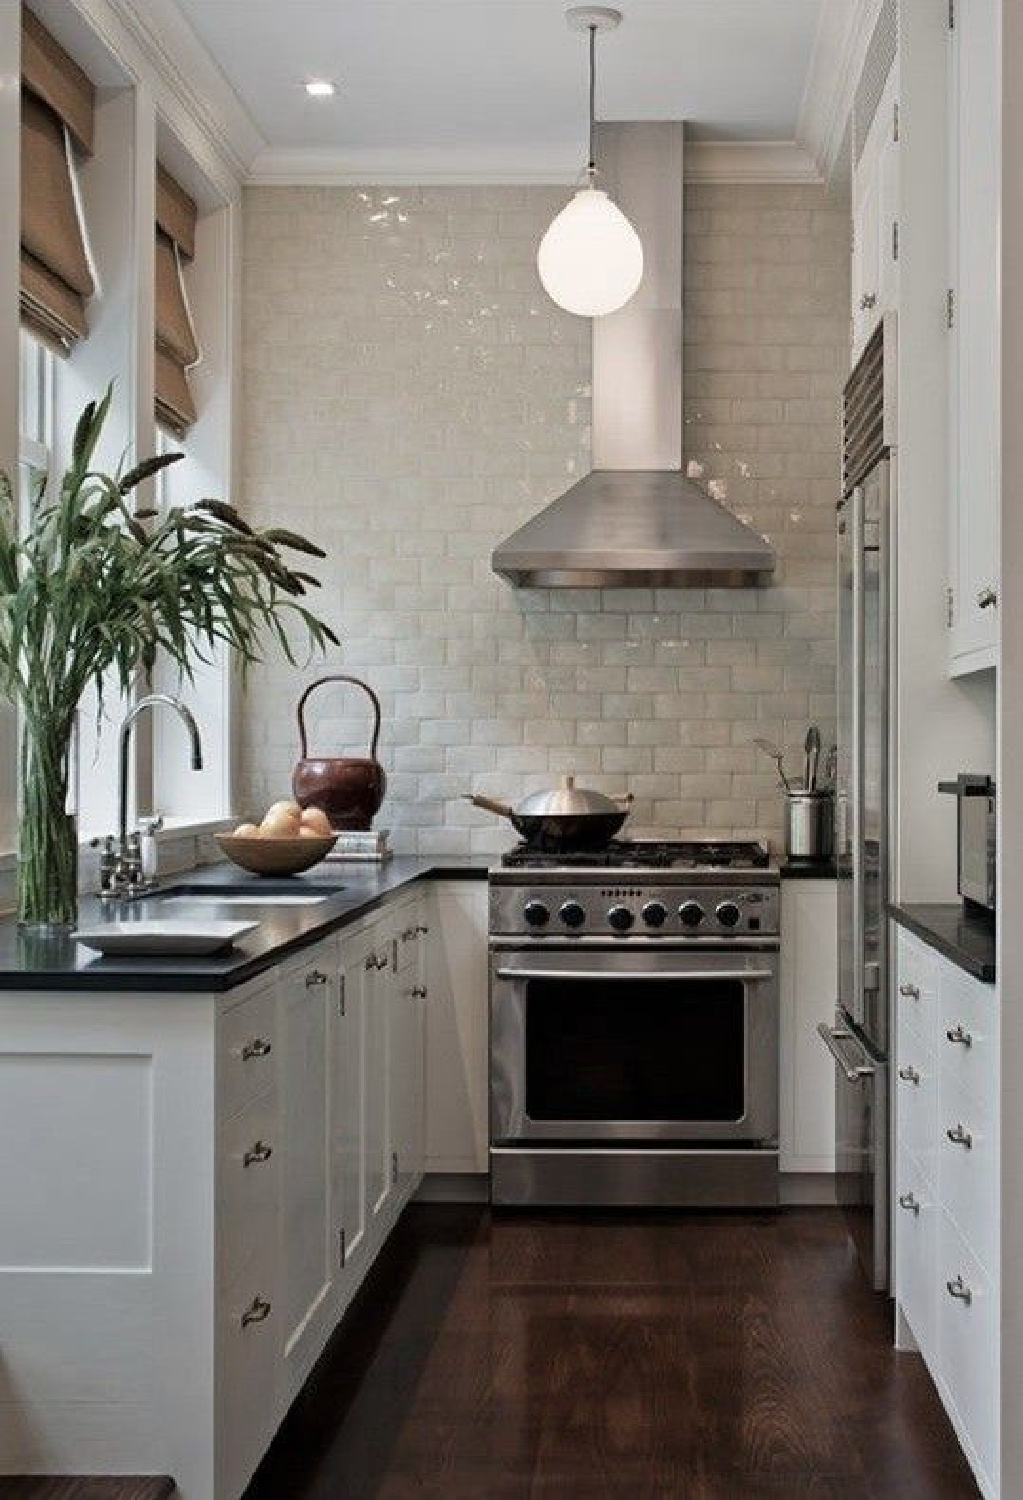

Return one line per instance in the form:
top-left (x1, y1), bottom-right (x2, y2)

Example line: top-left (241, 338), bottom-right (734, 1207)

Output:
top-left (888, 901), bottom-right (996, 984)
top-left (0, 859), bottom-right (488, 994)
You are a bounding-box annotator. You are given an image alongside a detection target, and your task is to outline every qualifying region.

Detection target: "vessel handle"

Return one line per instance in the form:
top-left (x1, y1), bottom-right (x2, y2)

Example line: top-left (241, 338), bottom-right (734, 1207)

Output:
top-left (296, 674), bottom-right (382, 761)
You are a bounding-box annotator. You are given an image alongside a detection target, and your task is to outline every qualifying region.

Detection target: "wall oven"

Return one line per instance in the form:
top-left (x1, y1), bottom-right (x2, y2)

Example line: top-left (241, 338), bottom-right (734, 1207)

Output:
top-left (488, 855), bottom-right (781, 1207)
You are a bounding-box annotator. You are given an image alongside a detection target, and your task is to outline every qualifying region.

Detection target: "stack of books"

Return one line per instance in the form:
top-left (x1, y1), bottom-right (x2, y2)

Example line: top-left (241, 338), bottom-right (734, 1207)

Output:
top-left (327, 828), bottom-right (392, 863)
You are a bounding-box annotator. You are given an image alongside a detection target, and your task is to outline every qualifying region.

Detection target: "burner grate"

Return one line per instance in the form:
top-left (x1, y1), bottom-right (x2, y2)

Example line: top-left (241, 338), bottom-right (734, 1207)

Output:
top-left (500, 838), bottom-right (770, 871)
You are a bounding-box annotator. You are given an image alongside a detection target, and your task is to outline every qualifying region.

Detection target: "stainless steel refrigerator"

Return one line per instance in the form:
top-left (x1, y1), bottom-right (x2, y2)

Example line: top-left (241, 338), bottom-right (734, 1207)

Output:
top-left (819, 315), bottom-right (896, 1293)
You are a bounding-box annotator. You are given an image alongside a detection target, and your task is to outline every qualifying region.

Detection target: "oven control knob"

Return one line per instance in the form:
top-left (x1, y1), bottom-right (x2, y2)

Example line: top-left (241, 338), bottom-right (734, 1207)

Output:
top-left (523, 900), bottom-right (550, 928)
top-left (642, 901), bottom-right (667, 928)
top-left (716, 901), bottom-right (741, 929)
top-left (607, 905), bottom-right (634, 933)
top-left (679, 901), bottom-right (705, 928)
top-left (559, 901), bottom-right (586, 929)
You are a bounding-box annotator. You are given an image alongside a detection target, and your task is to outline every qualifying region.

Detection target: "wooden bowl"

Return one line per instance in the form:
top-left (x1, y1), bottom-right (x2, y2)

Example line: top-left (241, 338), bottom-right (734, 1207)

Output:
top-left (215, 832), bottom-right (338, 876)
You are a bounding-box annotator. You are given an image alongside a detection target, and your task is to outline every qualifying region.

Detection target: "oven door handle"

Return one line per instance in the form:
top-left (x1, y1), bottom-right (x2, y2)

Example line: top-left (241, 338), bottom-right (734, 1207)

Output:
top-left (495, 966), bottom-right (776, 983)
top-left (817, 1021), bottom-right (875, 1082)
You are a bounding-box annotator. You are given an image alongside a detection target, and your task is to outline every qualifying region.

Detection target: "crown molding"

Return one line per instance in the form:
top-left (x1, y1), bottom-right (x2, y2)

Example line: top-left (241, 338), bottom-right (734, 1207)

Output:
top-left (797, 0), bottom-right (883, 182)
top-left (247, 143), bottom-right (582, 188)
top-left (59, 0), bottom-right (265, 197)
top-left (685, 140), bottom-right (822, 185)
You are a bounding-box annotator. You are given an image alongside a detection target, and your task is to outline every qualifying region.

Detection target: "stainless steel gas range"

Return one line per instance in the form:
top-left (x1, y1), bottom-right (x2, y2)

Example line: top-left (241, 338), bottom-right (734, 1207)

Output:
top-left (488, 840), bottom-right (781, 1208)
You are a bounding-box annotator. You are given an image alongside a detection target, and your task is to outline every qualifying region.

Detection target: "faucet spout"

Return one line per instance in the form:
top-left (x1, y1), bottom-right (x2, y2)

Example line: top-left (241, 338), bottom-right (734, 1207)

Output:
top-left (118, 694), bottom-right (204, 853)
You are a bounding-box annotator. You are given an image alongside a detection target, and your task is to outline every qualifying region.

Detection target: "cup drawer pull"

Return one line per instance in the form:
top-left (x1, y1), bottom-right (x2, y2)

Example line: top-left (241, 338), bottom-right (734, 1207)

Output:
top-left (305, 969), bottom-right (329, 988)
top-left (946, 1024), bottom-right (972, 1047)
top-left (243, 1140), bottom-right (273, 1167)
top-left (899, 982), bottom-right (920, 1000)
top-left (946, 1276), bottom-right (972, 1305)
top-left (946, 1123), bottom-right (973, 1149)
top-left (241, 1038), bottom-right (272, 1061)
top-left (898, 1192), bottom-right (920, 1215)
top-left (898, 1065), bottom-right (920, 1085)
top-left (241, 1295), bottom-right (272, 1327)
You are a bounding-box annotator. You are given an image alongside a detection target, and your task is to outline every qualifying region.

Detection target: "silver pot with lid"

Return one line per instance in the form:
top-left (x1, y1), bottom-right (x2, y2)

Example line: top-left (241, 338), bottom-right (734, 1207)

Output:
top-left (464, 775), bottom-right (633, 852)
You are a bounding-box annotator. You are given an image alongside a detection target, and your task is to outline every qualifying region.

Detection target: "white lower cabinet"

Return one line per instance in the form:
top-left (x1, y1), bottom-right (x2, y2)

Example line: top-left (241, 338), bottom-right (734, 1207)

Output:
top-left (893, 926), bottom-right (999, 1498)
top-left (425, 879), bottom-right (489, 1175)
top-left (780, 881), bottom-right (837, 1178)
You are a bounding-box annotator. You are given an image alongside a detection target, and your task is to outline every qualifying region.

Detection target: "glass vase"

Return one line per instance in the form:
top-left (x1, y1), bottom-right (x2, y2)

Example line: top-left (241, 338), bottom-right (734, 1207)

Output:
top-left (18, 717), bottom-right (78, 930)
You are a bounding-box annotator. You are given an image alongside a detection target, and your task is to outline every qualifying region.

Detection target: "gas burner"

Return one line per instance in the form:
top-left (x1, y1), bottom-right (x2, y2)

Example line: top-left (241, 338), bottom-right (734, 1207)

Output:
top-left (500, 838), bottom-right (771, 871)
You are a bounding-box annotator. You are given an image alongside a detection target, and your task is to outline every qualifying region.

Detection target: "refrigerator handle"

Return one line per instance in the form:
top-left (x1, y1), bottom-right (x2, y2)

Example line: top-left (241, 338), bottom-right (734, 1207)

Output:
top-left (817, 1021), bottom-right (876, 1082)
top-left (851, 484), bottom-right (865, 1015)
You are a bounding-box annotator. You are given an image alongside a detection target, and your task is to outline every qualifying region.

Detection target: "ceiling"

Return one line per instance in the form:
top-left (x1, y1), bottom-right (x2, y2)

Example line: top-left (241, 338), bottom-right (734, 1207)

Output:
top-left (172, 0), bottom-right (826, 177)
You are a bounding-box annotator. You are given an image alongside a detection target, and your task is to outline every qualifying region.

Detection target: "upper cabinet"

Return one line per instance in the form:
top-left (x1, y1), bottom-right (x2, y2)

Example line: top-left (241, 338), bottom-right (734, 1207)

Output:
top-left (947, 0), bottom-right (1000, 675)
top-left (852, 66), bottom-right (900, 363)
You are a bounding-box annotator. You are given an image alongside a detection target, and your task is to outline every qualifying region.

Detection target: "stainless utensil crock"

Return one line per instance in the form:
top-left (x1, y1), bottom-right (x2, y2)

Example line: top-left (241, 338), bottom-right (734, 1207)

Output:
top-left (785, 788), bottom-right (835, 863)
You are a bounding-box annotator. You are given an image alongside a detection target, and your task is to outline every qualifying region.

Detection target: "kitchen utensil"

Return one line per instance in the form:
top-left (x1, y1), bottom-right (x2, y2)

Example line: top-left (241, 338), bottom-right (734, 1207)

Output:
top-left (215, 833), bottom-right (338, 876)
top-left (292, 674), bottom-right (386, 830)
top-left (753, 737), bottom-right (792, 793)
top-left (806, 724), bottom-right (821, 791)
top-left (785, 788), bottom-right (835, 863)
top-left (72, 919), bottom-right (259, 957)
top-left (464, 775), bottom-right (633, 852)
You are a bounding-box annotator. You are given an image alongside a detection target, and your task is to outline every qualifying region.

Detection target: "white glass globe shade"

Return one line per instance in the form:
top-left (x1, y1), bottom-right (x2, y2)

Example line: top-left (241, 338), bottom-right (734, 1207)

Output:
top-left (537, 186), bottom-right (644, 317)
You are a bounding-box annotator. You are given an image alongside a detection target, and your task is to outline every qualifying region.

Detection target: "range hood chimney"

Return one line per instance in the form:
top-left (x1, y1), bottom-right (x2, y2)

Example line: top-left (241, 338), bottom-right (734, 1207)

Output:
top-left (492, 122), bottom-right (775, 588)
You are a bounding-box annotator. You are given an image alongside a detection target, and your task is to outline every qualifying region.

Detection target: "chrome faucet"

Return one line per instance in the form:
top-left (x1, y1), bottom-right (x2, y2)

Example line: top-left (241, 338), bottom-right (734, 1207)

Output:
top-left (95, 694), bottom-right (204, 899)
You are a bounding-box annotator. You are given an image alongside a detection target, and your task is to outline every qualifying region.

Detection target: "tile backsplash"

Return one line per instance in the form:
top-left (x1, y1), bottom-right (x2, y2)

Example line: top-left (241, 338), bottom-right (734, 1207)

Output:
top-left (239, 181), bottom-right (849, 857)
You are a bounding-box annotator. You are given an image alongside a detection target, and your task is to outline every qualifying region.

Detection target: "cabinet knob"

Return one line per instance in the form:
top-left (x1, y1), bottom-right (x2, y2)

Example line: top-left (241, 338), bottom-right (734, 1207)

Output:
top-left (408, 985), bottom-right (427, 999)
top-left (305, 969), bottom-right (329, 988)
top-left (897, 1065), bottom-right (920, 1085)
top-left (241, 1037), bottom-right (272, 1061)
top-left (241, 1295), bottom-right (272, 1327)
top-left (946, 1276), bottom-right (972, 1305)
top-left (976, 586), bottom-right (998, 610)
top-left (415, 924), bottom-right (430, 935)
top-left (243, 1140), bottom-right (273, 1167)
top-left (859, 291), bottom-right (878, 311)
top-left (898, 982), bottom-right (920, 1000)
top-left (946, 1023), bottom-right (972, 1047)
top-left (898, 1192), bottom-right (920, 1215)
top-left (946, 1122), bottom-right (973, 1149)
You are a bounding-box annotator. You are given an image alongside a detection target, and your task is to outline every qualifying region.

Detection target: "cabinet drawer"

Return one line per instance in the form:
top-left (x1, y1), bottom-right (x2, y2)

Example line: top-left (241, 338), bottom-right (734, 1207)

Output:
top-left (219, 1092), bottom-right (280, 1293)
top-left (937, 1209), bottom-right (999, 1495)
top-left (937, 1071), bottom-right (998, 1275)
top-left (894, 1147), bottom-right (938, 1369)
top-left (219, 986), bottom-right (278, 1119)
top-left (937, 966), bottom-right (998, 1114)
top-left (219, 1277), bottom-right (279, 1500)
top-left (894, 930), bottom-right (938, 1046)
top-left (894, 1041), bottom-right (937, 1181)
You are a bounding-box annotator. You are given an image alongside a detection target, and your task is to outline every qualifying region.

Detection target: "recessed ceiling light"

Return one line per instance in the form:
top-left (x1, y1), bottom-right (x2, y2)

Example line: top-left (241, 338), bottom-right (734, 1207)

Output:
top-left (305, 79), bottom-right (337, 98)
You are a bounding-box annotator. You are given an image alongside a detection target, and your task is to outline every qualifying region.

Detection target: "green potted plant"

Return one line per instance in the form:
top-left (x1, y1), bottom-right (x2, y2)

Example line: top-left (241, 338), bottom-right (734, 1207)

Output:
top-left (0, 387), bottom-right (338, 930)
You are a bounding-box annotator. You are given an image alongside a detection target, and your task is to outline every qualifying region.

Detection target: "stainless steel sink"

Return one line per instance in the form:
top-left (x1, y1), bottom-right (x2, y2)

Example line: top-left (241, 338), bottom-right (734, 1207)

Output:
top-left (153, 881), bottom-right (345, 908)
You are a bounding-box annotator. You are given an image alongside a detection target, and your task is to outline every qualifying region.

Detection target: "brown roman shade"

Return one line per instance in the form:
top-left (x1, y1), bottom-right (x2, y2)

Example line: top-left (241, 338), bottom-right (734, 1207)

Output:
top-left (20, 9), bottom-right (96, 350)
top-left (154, 165), bottom-right (200, 436)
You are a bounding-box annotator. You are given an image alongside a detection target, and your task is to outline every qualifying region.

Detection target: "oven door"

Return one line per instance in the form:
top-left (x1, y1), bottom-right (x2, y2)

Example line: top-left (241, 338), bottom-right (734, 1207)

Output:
top-left (490, 945), bottom-right (779, 1146)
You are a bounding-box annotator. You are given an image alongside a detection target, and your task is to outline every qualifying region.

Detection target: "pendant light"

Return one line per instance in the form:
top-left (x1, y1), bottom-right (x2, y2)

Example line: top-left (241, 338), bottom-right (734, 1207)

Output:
top-left (538, 6), bottom-right (643, 318)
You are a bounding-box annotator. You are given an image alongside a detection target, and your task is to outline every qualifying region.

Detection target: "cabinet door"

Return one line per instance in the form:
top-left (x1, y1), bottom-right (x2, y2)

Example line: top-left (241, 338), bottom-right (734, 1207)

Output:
top-left (425, 881), bottom-right (489, 1175)
top-left (948, 0), bottom-right (1000, 672)
top-left (851, 163), bottom-right (880, 360)
top-left (335, 935), bottom-right (368, 1285)
top-left (278, 947), bottom-right (334, 1376)
top-left (390, 900), bottom-right (427, 1197)
top-left (364, 931), bottom-right (393, 1232)
top-left (779, 883), bottom-right (837, 1174)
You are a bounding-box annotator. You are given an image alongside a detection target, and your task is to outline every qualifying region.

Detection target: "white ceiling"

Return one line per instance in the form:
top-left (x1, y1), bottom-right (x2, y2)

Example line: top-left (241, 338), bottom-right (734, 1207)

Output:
top-left (173, 0), bottom-right (826, 177)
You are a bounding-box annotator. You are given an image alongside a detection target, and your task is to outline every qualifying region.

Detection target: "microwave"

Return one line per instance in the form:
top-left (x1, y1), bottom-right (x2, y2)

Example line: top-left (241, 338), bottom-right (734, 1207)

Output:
top-left (938, 774), bottom-right (996, 914)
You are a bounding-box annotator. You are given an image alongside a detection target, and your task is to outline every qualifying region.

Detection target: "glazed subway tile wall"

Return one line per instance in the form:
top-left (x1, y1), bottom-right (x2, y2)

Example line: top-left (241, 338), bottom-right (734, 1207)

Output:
top-left (239, 182), bottom-right (849, 857)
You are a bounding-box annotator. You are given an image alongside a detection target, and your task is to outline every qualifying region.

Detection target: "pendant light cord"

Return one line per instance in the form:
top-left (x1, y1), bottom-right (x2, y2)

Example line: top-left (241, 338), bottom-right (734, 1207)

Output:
top-left (587, 23), bottom-right (597, 182)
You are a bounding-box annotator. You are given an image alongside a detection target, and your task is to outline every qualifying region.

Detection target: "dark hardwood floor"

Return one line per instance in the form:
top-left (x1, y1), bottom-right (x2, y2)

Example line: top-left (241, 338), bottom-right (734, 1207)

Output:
top-left (244, 1205), bottom-right (979, 1500)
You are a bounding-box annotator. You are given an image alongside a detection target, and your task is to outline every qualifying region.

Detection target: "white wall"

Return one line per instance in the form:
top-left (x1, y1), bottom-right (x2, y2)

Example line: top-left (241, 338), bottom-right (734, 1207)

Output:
top-left (238, 181), bottom-right (850, 856)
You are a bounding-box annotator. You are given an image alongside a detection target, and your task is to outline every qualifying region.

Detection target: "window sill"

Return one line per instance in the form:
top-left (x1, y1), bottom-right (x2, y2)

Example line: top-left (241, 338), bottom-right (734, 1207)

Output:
top-left (0, 817), bottom-right (237, 866)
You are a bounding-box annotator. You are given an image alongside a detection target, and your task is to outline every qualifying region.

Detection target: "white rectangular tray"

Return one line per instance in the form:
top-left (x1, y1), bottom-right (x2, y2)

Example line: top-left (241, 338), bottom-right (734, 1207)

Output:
top-left (72, 920), bottom-right (260, 957)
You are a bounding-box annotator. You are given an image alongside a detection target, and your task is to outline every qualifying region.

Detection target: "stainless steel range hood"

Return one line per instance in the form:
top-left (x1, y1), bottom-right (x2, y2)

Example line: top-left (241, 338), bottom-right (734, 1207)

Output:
top-left (492, 122), bottom-right (775, 590)
top-left (492, 470), bottom-right (774, 587)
